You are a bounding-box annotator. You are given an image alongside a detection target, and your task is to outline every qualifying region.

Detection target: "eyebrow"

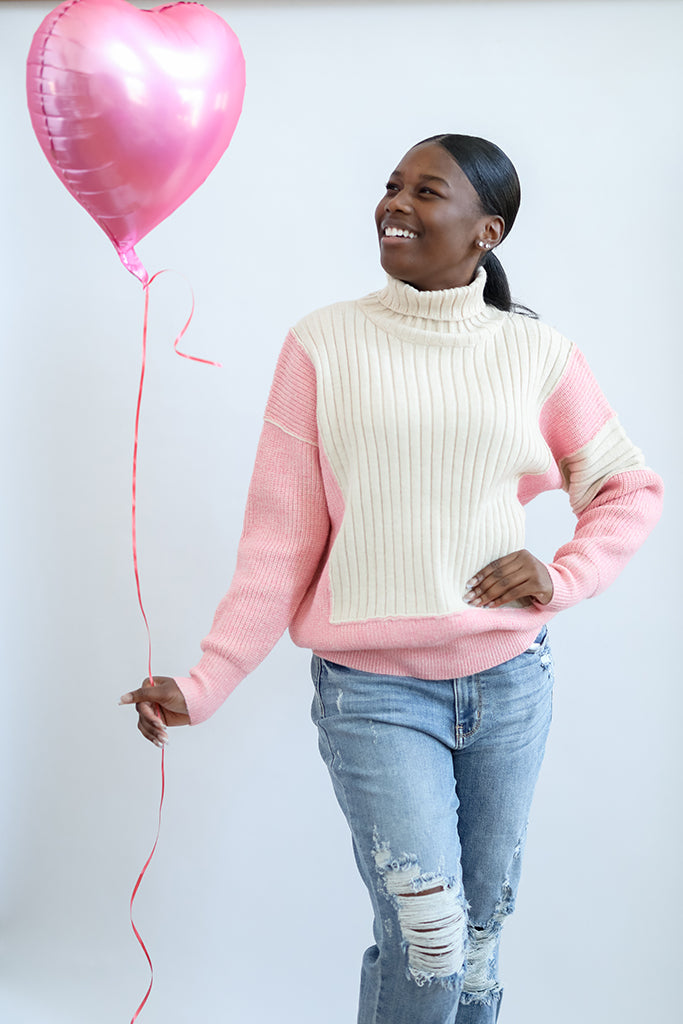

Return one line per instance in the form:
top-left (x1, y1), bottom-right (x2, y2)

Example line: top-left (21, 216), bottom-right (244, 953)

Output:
top-left (389, 171), bottom-right (451, 188)
top-left (420, 174), bottom-right (451, 187)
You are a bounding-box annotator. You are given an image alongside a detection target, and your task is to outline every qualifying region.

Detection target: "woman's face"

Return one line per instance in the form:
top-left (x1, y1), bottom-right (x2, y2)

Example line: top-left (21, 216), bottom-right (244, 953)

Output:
top-left (374, 141), bottom-right (503, 291)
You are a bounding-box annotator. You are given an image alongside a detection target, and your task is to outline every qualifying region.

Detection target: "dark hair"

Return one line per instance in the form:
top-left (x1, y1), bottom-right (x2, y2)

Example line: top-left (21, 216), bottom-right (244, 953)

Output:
top-left (418, 134), bottom-right (537, 317)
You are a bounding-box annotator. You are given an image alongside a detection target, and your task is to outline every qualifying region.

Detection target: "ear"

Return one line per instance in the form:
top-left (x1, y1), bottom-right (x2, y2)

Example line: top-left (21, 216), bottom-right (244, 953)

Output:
top-left (478, 215), bottom-right (505, 248)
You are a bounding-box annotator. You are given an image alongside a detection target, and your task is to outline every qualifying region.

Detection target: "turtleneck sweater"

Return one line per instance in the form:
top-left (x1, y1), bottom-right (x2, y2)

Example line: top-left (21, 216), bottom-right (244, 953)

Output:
top-left (175, 270), bottom-right (663, 724)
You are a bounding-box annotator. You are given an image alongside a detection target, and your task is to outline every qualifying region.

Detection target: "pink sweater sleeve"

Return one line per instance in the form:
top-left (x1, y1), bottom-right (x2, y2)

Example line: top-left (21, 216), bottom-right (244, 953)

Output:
top-left (539, 345), bottom-right (663, 611)
top-left (175, 333), bottom-right (330, 723)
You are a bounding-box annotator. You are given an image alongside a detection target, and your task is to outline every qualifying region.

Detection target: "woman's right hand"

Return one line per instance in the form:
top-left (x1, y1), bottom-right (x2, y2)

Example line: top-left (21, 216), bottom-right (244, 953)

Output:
top-left (119, 676), bottom-right (190, 747)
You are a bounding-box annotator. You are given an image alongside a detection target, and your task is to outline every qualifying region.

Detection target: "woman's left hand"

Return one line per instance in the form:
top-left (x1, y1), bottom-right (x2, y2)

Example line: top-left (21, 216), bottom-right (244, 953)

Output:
top-left (464, 549), bottom-right (553, 609)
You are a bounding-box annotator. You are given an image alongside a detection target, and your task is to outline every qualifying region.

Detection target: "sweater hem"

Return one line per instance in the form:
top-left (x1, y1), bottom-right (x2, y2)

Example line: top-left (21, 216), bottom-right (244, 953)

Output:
top-left (308, 622), bottom-right (553, 681)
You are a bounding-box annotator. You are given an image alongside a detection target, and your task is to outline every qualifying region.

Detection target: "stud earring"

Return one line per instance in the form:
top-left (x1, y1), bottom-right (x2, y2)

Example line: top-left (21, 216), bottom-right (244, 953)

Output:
top-left (477, 240), bottom-right (493, 250)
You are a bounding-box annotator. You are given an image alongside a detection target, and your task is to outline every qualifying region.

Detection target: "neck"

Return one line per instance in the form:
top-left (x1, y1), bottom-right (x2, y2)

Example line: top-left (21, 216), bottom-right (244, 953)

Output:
top-left (400, 260), bottom-right (482, 292)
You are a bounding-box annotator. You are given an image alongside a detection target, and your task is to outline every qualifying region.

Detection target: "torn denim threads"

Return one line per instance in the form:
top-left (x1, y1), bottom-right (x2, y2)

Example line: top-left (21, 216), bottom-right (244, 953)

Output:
top-left (311, 627), bottom-right (553, 1024)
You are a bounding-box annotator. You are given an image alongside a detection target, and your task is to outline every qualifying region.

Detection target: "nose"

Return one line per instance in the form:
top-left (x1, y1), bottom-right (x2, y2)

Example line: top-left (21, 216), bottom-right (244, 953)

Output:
top-left (385, 187), bottom-right (412, 214)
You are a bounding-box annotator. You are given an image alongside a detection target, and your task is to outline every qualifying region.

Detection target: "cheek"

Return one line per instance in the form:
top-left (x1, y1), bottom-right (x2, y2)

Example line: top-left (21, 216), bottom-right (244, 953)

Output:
top-left (432, 219), bottom-right (471, 256)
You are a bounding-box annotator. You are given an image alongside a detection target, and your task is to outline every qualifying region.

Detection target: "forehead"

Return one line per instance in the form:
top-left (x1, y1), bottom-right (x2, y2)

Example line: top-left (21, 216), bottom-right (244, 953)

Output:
top-left (393, 142), bottom-right (476, 196)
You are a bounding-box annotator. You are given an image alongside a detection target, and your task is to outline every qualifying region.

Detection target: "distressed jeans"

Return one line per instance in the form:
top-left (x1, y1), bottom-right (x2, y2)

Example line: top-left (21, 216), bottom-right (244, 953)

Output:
top-left (310, 627), bottom-right (554, 1024)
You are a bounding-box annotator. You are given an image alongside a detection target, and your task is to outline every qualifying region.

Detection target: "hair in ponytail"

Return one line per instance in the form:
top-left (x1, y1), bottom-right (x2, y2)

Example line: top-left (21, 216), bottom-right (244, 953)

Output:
top-left (418, 134), bottom-right (537, 317)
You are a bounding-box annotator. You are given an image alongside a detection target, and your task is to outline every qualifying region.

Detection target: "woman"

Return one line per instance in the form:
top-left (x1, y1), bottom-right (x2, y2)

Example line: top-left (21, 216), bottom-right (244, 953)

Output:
top-left (121, 135), bottom-right (663, 1023)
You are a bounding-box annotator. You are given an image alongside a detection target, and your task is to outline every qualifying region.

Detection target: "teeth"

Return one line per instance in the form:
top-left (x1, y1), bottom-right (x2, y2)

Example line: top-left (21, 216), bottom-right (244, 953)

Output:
top-left (384, 227), bottom-right (417, 239)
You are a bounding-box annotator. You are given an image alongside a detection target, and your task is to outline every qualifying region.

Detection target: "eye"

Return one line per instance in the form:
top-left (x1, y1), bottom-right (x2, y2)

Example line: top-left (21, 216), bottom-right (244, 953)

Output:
top-left (385, 181), bottom-right (399, 193)
top-left (419, 186), bottom-right (441, 197)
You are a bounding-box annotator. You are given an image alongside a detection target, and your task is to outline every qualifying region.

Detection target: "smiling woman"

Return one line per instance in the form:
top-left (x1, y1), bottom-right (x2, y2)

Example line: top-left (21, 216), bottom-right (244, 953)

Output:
top-left (121, 134), bottom-right (663, 1023)
top-left (376, 138), bottom-right (507, 293)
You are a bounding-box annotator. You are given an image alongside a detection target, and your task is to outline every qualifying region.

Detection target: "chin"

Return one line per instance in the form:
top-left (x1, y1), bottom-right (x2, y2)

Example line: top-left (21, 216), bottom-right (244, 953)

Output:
top-left (380, 254), bottom-right (412, 281)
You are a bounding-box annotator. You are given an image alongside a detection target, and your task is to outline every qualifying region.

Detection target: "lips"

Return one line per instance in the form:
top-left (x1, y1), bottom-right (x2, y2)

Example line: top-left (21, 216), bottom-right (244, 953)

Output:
top-left (380, 220), bottom-right (420, 247)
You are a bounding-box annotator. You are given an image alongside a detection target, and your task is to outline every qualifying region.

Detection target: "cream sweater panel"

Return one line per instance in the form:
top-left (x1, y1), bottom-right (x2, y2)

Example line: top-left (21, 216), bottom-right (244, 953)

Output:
top-left (293, 278), bottom-right (573, 624)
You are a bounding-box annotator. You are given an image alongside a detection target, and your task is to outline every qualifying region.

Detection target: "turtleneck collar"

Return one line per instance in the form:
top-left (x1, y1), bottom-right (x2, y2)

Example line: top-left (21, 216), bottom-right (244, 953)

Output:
top-left (358, 267), bottom-right (508, 347)
top-left (380, 267), bottom-right (488, 321)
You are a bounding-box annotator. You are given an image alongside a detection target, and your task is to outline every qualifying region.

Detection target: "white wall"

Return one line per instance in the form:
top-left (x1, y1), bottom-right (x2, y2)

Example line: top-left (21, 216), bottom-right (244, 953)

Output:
top-left (1, 2), bottom-right (680, 1022)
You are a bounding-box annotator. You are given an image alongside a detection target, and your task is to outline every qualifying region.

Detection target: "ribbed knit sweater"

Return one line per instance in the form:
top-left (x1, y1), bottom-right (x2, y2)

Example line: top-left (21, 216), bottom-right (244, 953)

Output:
top-left (176, 270), bottom-right (663, 724)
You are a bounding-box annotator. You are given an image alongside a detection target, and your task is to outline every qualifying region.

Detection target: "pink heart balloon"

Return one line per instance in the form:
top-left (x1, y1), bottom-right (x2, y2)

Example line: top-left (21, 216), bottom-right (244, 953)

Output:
top-left (26, 0), bottom-right (246, 284)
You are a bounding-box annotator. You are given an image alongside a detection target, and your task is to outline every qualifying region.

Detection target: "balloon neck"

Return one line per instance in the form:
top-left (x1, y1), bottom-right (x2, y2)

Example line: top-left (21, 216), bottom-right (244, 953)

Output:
top-left (118, 246), bottom-right (149, 287)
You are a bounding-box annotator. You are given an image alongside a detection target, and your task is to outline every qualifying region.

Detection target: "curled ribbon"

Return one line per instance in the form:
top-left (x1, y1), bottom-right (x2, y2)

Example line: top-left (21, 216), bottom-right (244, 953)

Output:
top-left (129, 271), bottom-right (220, 1023)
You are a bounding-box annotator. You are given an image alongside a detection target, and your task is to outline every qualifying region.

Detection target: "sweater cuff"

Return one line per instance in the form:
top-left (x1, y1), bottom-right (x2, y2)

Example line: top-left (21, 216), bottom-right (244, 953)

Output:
top-left (541, 557), bottom-right (600, 613)
top-left (174, 676), bottom-right (207, 725)
top-left (174, 663), bottom-right (242, 725)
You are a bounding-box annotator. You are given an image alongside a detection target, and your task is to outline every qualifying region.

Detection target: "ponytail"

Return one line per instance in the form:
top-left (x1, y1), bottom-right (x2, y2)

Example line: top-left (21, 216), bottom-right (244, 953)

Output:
top-left (480, 250), bottom-right (511, 311)
top-left (481, 250), bottom-right (537, 318)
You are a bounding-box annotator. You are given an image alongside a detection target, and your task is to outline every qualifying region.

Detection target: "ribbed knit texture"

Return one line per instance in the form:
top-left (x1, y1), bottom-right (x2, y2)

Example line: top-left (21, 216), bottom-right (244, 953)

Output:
top-left (176, 271), bottom-right (663, 723)
top-left (296, 272), bottom-right (568, 622)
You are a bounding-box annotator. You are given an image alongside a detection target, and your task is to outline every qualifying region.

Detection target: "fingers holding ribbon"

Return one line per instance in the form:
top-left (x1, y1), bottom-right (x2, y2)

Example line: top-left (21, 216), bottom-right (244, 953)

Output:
top-left (119, 677), bottom-right (190, 747)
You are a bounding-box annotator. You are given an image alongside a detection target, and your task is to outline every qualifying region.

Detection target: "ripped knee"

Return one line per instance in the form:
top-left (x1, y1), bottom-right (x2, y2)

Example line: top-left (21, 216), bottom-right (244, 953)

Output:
top-left (461, 882), bottom-right (515, 1006)
top-left (373, 843), bottom-right (467, 987)
top-left (390, 881), bottom-right (467, 984)
top-left (462, 923), bottom-right (502, 1004)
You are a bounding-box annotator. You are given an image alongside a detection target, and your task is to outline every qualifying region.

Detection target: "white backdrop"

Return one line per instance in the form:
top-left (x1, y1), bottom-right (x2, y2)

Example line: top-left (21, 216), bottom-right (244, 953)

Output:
top-left (1, 2), bottom-right (680, 1022)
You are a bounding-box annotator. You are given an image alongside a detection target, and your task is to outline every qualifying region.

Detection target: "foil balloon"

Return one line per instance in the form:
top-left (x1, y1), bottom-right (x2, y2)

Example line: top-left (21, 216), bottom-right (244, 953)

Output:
top-left (26, 0), bottom-right (246, 284)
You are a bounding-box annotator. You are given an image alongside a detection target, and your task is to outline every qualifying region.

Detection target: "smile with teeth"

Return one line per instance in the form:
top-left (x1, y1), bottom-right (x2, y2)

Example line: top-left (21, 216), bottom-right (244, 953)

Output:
top-left (384, 226), bottom-right (418, 239)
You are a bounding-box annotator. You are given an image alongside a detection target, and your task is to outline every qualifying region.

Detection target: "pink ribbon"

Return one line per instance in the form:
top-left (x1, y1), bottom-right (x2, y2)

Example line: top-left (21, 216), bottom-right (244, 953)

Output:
top-left (129, 271), bottom-right (220, 1023)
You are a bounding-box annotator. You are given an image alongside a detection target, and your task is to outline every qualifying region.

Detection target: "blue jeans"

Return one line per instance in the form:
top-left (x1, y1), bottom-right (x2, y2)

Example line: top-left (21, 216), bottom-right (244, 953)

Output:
top-left (310, 628), bottom-right (554, 1024)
